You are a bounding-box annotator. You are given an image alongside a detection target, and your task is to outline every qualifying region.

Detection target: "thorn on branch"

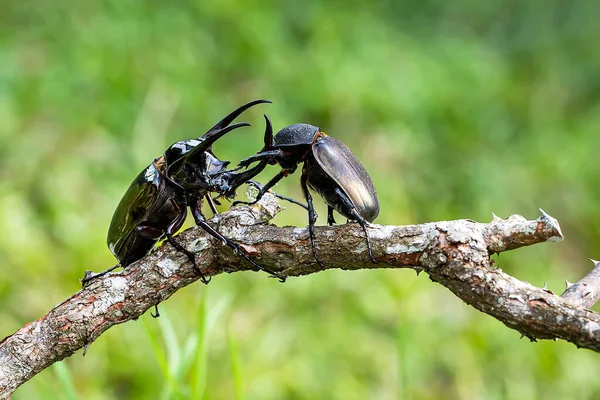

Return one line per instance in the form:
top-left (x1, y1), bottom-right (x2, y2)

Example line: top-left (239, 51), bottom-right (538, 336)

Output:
top-left (83, 343), bottom-right (91, 357)
top-left (562, 258), bottom-right (600, 308)
top-left (537, 208), bottom-right (564, 241)
top-left (565, 280), bottom-right (574, 290)
top-left (519, 332), bottom-right (537, 342)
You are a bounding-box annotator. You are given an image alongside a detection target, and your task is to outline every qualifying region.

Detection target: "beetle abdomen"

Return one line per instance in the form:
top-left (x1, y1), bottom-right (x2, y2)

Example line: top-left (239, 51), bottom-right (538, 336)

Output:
top-left (311, 136), bottom-right (379, 222)
top-left (107, 162), bottom-right (182, 265)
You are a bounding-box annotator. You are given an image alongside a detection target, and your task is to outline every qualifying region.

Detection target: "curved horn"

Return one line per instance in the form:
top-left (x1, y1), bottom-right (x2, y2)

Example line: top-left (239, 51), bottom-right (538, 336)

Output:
top-left (167, 122), bottom-right (251, 173)
top-left (202, 99), bottom-right (272, 139)
top-left (262, 114), bottom-right (274, 151)
top-left (191, 122), bottom-right (251, 157)
top-left (220, 115), bottom-right (274, 195)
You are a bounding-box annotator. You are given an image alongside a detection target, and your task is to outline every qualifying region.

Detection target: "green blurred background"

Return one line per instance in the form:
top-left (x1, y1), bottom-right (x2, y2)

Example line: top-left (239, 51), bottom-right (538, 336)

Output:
top-left (2, 0), bottom-right (600, 399)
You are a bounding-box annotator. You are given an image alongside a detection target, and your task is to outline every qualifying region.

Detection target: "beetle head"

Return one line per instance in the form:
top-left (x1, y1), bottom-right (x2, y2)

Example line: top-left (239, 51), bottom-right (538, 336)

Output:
top-left (268, 124), bottom-right (320, 170)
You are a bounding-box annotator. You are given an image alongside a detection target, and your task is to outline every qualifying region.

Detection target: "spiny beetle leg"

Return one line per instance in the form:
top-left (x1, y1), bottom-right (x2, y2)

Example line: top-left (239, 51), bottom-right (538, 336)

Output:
top-left (81, 265), bottom-right (121, 288)
top-left (232, 170), bottom-right (287, 207)
top-left (335, 188), bottom-right (377, 263)
top-left (196, 218), bottom-right (286, 282)
top-left (274, 193), bottom-right (308, 210)
top-left (236, 180), bottom-right (308, 211)
top-left (350, 211), bottom-right (377, 263)
top-left (301, 174), bottom-right (324, 269)
top-left (191, 200), bottom-right (286, 282)
top-left (229, 240), bottom-right (287, 283)
top-left (237, 149), bottom-right (283, 169)
top-left (166, 232), bottom-right (211, 284)
top-left (327, 206), bottom-right (336, 226)
top-left (205, 194), bottom-right (219, 215)
top-left (249, 180), bottom-right (309, 210)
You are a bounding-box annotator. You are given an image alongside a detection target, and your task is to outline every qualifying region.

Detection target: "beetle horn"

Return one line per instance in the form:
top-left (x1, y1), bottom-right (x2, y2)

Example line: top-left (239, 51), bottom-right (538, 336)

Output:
top-left (202, 99), bottom-right (272, 140)
top-left (220, 115), bottom-right (273, 195)
top-left (262, 114), bottom-right (274, 151)
top-left (184, 122), bottom-right (251, 161)
top-left (166, 122), bottom-right (251, 174)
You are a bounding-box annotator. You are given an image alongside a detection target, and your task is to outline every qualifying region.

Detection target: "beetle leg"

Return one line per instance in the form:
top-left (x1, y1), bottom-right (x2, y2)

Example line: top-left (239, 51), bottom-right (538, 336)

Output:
top-left (232, 170), bottom-right (289, 207)
top-left (165, 206), bottom-right (211, 284)
top-left (81, 264), bottom-right (121, 287)
top-left (190, 199), bottom-right (286, 282)
top-left (165, 232), bottom-right (211, 284)
top-left (334, 188), bottom-right (377, 264)
top-left (82, 225), bottom-right (161, 287)
top-left (237, 149), bottom-right (284, 169)
top-left (327, 206), bottom-right (336, 226)
top-left (166, 235), bottom-right (211, 284)
top-left (242, 180), bottom-right (309, 210)
top-left (205, 194), bottom-right (219, 215)
top-left (301, 173), bottom-right (324, 269)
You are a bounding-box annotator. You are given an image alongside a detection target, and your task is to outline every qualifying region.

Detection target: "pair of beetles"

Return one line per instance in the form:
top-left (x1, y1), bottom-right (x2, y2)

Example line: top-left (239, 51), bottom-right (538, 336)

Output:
top-left (84, 100), bottom-right (379, 287)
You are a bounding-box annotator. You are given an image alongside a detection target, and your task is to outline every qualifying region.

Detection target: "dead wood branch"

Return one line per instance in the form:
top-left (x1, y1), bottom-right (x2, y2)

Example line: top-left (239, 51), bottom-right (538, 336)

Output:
top-left (0, 193), bottom-right (597, 398)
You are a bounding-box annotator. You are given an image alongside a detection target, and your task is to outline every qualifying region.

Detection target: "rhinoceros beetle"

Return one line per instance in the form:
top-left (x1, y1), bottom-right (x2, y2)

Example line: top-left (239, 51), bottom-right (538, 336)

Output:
top-left (83, 100), bottom-right (285, 293)
top-left (233, 123), bottom-right (379, 268)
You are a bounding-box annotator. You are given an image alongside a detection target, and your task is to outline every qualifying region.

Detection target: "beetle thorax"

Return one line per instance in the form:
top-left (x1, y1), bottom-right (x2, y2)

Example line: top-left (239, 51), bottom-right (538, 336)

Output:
top-left (168, 152), bottom-right (229, 191)
top-left (274, 124), bottom-right (320, 146)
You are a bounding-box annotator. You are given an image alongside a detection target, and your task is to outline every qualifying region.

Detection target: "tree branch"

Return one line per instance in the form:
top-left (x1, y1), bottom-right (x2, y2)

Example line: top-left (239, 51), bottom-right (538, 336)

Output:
top-left (0, 193), bottom-right (597, 398)
top-left (561, 259), bottom-right (600, 308)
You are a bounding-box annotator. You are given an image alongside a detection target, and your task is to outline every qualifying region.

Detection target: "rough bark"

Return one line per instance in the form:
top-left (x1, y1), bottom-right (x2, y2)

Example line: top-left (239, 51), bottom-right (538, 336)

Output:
top-left (0, 193), bottom-right (597, 398)
top-left (562, 259), bottom-right (600, 308)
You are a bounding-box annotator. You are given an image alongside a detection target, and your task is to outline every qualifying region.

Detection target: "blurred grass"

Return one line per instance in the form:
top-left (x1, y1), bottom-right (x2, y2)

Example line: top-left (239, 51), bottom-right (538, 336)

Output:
top-left (2, 0), bottom-right (600, 399)
top-left (52, 361), bottom-right (78, 400)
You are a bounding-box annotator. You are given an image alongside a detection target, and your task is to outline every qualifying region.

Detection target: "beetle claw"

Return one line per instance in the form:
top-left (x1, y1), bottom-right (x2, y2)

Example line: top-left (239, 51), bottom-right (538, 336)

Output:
top-left (268, 273), bottom-right (287, 283)
top-left (193, 265), bottom-right (211, 284)
top-left (151, 304), bottom-right (160, 318)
